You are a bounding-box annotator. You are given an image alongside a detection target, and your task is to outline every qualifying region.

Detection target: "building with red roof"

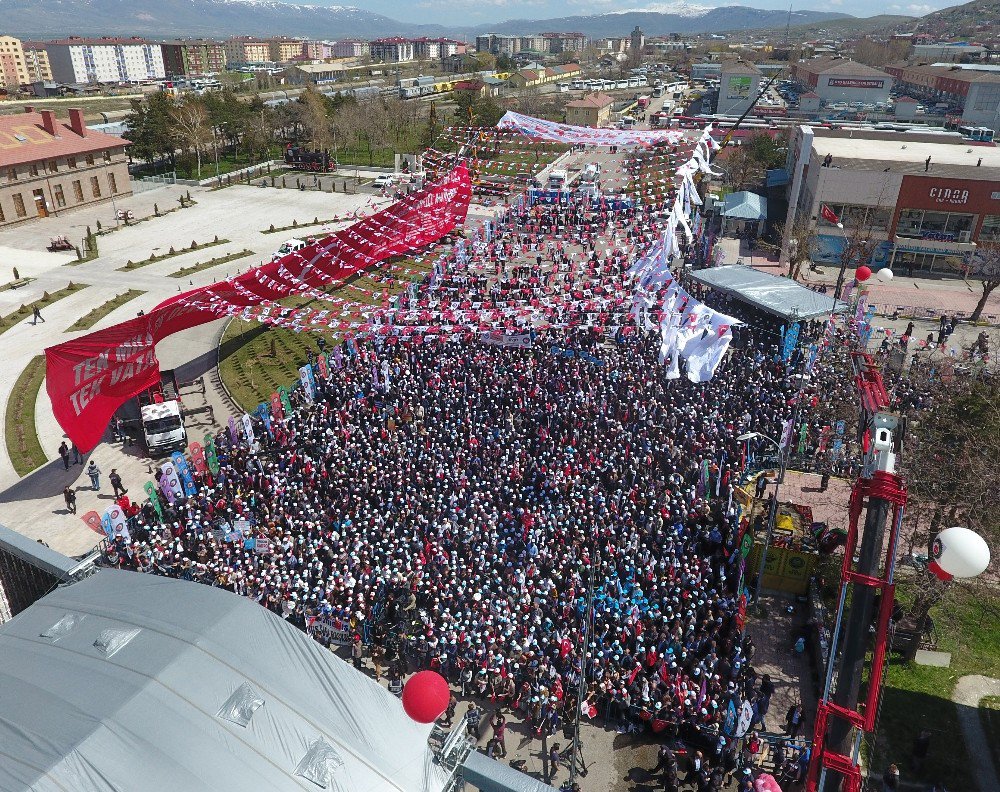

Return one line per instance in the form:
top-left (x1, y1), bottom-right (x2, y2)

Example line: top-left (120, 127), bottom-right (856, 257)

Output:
top-left (0, 107), bottom-right (130, 227)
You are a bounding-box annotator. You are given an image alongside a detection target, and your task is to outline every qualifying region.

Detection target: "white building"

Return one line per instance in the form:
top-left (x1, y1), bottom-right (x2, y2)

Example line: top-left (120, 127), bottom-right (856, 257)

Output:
top-left (41, 37), bottom-right (164, 84)
top-left (717, 60), bottom-right (762, 116)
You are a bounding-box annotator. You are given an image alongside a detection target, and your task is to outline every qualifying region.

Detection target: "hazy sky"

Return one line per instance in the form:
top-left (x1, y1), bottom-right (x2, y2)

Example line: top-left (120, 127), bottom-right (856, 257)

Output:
top-left (353, 0), bottom-right (950, 25)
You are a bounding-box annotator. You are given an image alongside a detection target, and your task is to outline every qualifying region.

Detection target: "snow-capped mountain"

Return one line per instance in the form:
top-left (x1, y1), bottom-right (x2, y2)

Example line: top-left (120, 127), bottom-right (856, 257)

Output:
top-left (0, 0), bottom-right (850, 41)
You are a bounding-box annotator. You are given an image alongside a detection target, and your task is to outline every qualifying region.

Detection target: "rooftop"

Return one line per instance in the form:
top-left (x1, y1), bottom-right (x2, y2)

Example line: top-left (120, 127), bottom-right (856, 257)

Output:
top-left (567, 92), bottom-right (615, 109)
top-left (809, 128), bottom-right (1000, 179)
top-left (795, 57), bottom-right (890, 78)
top-left (0, 108), bottom-right (128, 168)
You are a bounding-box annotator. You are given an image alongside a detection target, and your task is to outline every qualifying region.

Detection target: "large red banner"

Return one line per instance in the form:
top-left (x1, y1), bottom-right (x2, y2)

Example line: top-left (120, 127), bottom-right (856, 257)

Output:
top-left (45, 164), bottom-right (471, 451)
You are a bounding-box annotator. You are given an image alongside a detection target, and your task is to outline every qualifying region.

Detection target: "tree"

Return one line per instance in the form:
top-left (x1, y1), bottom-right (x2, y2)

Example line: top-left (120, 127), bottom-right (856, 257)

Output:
top-left (170, 97), bottom-right (212, 178)
top-left (124, 92), bottom-right (175, 168)
top-left (763, 217), bottom-right (815, 281)
top-left (299, 87), bottom-right (334, 151)
top-left (962, 238), bottom-right (1000, 322)
top-left (722, 146), bottom-right (760, 192)
top-left (833, 216), bottom-right (884, 299)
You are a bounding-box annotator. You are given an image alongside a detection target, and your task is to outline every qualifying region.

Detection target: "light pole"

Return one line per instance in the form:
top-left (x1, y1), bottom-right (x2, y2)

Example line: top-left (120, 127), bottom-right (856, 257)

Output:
top-left (739, 430), bottom-right (787, 600)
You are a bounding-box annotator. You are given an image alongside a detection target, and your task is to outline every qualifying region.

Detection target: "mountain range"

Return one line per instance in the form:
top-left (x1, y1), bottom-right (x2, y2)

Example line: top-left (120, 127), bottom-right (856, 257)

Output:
top-left (0, 0), bottom-right (853, 41)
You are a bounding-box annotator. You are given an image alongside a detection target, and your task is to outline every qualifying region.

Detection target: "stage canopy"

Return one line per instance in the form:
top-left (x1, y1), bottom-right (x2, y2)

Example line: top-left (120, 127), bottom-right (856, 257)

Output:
top-left (0, 570), bottom-right (450, 792)
top-left (689, 265), bottom-right (848, 321)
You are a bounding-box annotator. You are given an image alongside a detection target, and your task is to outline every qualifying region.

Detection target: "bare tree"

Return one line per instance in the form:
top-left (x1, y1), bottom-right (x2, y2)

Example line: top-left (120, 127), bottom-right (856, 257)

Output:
top-left (761, 216), bottom-right (815, 281)
top-left (961, 237), bottom-right (1000, 322)
top-left (833, 216), bottom-right (884, 299)
top-left (170, 98), bottom-right (212, 179)
top-left (299, 88), bottom-right (333, 152)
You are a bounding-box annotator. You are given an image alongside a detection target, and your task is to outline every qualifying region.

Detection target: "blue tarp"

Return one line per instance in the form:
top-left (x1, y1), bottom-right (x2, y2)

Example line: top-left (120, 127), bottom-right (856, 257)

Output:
top-left (721, 191), bottom-right (768, 221)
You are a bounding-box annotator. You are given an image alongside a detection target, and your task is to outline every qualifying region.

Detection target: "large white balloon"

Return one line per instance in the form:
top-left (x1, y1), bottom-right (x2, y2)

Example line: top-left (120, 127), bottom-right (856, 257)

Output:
top-left (929, 527), bottom-right (991, 580)
top-left (877, 268), bottom-right (894, 282)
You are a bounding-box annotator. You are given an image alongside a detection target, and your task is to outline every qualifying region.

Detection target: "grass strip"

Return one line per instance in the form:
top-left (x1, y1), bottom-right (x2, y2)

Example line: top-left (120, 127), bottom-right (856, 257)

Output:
top-left (117, 238), bottom-right (229, 271)
top-left (0, 283), bottom-right (88, 336)
top-left (65, 289), bottom-right (146, 332)
top-left (262, 218), bottom-right (346, 235)
top-left (0, 277), bottom-right (36, 292)
top-left (5, 356), bottom-right (47, 476)
top-left (170, 250), bottom-right (256, 279)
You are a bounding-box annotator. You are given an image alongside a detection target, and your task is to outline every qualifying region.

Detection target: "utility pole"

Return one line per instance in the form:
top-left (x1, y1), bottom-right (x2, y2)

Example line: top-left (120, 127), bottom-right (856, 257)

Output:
top-left (568, 549), bottom-right (596, 787)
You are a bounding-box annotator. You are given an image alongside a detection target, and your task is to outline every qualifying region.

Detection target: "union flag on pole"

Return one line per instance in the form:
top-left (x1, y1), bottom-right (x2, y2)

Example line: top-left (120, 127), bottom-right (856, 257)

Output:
top-left (820, 204), bottom-right (841, 225)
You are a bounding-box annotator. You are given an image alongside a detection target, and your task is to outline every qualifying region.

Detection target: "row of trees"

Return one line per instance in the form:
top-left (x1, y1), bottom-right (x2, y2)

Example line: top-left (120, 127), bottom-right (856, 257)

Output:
top-left (125, 87), bottom-right (434, 177)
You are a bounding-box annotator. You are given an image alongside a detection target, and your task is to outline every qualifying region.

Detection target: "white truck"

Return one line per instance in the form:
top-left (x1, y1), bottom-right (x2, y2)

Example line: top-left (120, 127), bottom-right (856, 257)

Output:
top-left (547, 169), bottom-right (568, 190)
top-left (272, 238), bottom-right (307, 261)
top-left (139, 370), bottom-right (187, 455)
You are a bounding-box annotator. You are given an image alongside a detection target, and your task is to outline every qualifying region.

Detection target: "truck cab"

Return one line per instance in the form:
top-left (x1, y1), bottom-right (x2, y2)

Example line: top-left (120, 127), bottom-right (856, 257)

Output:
top-left (138, 370), bottom-right (187, 454)
top-left (272, 238), bottom-right (307, 261)
top-left (547, 169), bottom-right (568, 190)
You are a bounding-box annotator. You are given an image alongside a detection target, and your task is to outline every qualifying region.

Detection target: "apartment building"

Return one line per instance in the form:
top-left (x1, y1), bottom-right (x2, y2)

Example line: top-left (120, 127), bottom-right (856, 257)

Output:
top-left (370, 38), bottom-right (415, 63)
top-left (23, 46), bottom-right (53, 83)
top-left (0, 36), bottom-right (29, 89)
top-left (270, 39), bottom-right (305, 63)
top-left (38, 37), bottom-right (165, 84)
top-left (224, 37), bottom-right (272, 66)
top-left (542, 33), bottom-right (587, 54)
top-left (885, 62), bottom-right (1000, 130)
top-left (0, 107), bottom-right (131, 227)
top-left (160, 40), bottom-right (227, 77)
top-left (331, 40), bottom-right (370, 59)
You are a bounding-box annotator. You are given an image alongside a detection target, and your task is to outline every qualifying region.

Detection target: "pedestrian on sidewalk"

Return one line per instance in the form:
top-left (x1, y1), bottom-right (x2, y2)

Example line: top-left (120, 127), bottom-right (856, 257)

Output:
top-left (58, 441), bottom-right (70, 470)
top-left (63, 487), bottom-right (77, 514)
top-left (71, 443), bottom-right (82, 465)
top-left (785, 702), bottom-right (803, 738)
top-left (87, 460), bottom-right (101, 490)
top-left (31, 305), bottom-right (45, 324)
top-left (109, 469), bottom-right (127, 498)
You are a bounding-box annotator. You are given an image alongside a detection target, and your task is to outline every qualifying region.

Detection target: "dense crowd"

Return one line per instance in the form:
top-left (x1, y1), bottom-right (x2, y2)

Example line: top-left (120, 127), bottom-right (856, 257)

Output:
top-left (99, 151), bottom-right (836, 791)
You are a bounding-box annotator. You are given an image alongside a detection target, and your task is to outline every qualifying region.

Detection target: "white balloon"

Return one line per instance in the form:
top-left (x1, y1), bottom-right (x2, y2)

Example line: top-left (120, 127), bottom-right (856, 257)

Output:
top-left (877, 268), bottom-right (894, 282)
top-left (931, 527), bottom-right (991, 579)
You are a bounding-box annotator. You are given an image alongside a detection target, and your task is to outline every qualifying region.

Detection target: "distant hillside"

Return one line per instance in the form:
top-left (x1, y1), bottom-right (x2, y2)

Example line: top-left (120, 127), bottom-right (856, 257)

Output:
top-left (914, 0), bottom-right (1000, 35)
top-left (481, 8), bottom-right (851, 39)
top-left (728, 13), bottom-right (917, 39)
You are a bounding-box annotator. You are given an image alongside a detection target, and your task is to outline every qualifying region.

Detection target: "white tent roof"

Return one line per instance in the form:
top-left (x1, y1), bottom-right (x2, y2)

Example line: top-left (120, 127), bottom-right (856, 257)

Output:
top-left (689, 264), bottom-right (848, 321)
top-left (0, 570), bottom-right (449, 792)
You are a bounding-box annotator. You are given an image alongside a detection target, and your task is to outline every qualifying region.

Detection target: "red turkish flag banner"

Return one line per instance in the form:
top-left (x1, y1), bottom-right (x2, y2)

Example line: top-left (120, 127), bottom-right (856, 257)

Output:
top-left (820, 204), bottom-right (841, 225)
top-left (45, 164), bottom-right (471, 450)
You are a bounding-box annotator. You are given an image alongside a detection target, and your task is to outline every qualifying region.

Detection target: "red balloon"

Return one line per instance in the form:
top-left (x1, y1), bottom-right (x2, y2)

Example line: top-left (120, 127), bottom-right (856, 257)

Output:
top-left (856, 265), bottom-right (872, 282)
top-left (401, 671), bottom-right (451, 723)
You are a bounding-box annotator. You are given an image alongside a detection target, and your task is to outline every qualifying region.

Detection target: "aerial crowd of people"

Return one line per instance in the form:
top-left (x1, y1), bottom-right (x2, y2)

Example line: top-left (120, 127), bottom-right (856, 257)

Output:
top-left (97, 146), bottom-right (857, 792)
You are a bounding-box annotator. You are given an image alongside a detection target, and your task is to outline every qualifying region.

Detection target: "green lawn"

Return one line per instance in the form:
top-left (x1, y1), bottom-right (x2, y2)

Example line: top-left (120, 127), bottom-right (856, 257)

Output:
top-left (66, 289), bottom-right (145, 331)
top-left (132, 149), bottom-right (282, 181)
top-left (5, 356), bottom-right (47, 476)
top-left (218, 259), bottom-right (432, 411)
top-left (0, 283), bottom-right (88, 336)
top-left (872, 581), bottom-right (1000, 790)
top-left (170, 250), bottom-right (255, 279)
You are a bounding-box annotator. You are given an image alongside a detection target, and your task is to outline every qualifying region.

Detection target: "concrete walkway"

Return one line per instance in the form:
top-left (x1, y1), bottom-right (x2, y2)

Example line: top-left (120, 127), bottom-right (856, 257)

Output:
top-left (952, 675), bottom-right (1000, 792)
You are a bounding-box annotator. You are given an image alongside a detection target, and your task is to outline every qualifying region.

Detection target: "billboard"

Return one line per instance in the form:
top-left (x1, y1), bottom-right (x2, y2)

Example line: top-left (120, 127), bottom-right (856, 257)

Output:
top-left (827, 78), bottom-right (886, 89)
top-left (726, 75), bottom-right (752, 99)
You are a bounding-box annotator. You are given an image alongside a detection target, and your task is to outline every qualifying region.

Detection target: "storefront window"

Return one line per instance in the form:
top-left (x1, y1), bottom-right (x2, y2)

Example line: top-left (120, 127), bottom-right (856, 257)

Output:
top-left (980, 214), bottom-right (1000, 241)
top-left (896, 210), bottom-right (977, 242)
top-left (818, 203), bottom-right (892, 231)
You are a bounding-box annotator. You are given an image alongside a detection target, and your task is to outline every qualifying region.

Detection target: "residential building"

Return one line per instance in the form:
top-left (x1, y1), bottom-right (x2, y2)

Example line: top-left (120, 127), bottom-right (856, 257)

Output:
top-left (718, 60), bottom-right (762, 116)
top-left (542, 33), bottom-right (587, 54)
top-left (565, 93), bottom-right (614, 127)
top-left (160, 40), bottom-right (227, 77)
top-left (0, 36), bottom-right (29, 89)
top-left (0, 107), bottom-right (131, 227)
top-left (885, 62), bottom-right (1000, 130)
top-left (23, 46), bottom-right (53, 83)
top-left (270, 39), bottom-right (306, 63)
top-left (332, 40), bottom-right (370, 59)
top-left (224, 37), bottom-right (271, 66)
top-left (40, 37), bottom-right (165, 84)
top-left (519, 36), bottom-right (547, 55)
top-left (410, 38), bottom-right (465, 60)
top-left (791, 58), bottom-right (892, 104)
top-left (301, 41), bottom-right (333, 61)
top-left (783, 125), bottom-right (1000, 276)
top-left (284, 63), bottom-right (348, 85)
top-left (630, 26), bottom-right (644, 55)
top-left (648, 39), bottom-right (691, 54)
top-left (476, 34), bottom-right (520, 57)
top-left (370, 38), bottom-right (415, 63)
